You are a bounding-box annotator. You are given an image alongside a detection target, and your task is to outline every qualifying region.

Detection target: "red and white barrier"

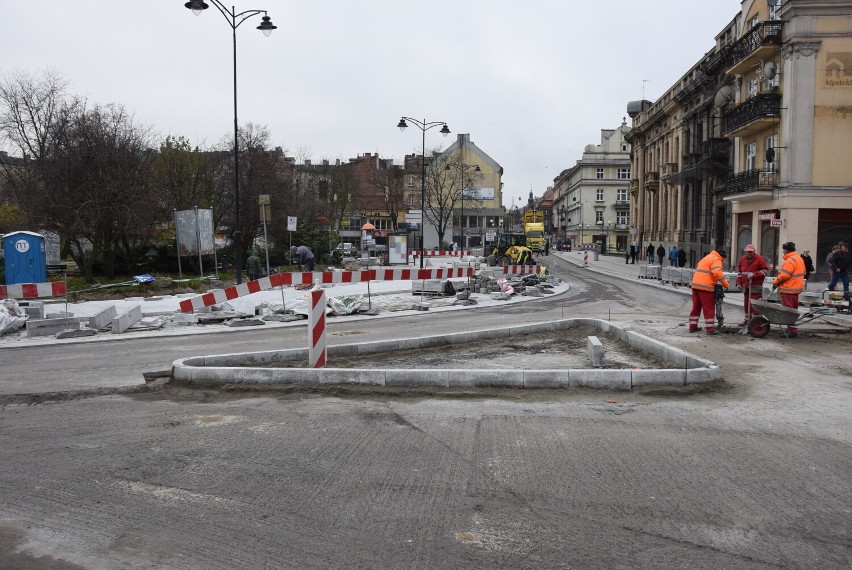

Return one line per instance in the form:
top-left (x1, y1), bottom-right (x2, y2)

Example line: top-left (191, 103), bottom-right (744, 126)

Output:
top-left (502, 265), bottom-right (539, 275)
top-left (413, 250), bottom-right (471, 257)
top-left (178, 267), bottom-right (475, 313)
top-left (309, 290), bottom-right (326, 368)
top-left (583, 252), bottom-right (588, 266)
top-left (0, 281), bottom-right (66, 300)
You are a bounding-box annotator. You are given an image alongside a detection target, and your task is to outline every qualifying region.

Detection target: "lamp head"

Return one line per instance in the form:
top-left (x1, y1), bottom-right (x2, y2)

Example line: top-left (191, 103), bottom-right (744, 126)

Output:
top-left (257, 14), bottom-right (277, 36)
top-left (184, 0), bottom-right (209, 15)
top-left (397, 118), bottom-right (408, 132)
top-left (440, 124), bottom-right (450, 136)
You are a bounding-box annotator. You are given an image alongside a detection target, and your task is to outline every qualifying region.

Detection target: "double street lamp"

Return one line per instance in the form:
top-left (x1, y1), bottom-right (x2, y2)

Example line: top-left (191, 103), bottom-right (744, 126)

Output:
top-left (184, 0), bottom-right (276, 284)
top-left (445, 162), bottom-right (480, 249)
top-left (397, 117), bottom-right (450, 268)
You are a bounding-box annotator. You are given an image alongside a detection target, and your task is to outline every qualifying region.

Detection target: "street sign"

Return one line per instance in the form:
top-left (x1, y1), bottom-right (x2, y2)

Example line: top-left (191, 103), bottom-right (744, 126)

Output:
top-left (405, 210), bottom-right (422, 224)
top-left (287, 216), bottom-right (297, 232)
top-left (770, 219), bottom-right (783, 228)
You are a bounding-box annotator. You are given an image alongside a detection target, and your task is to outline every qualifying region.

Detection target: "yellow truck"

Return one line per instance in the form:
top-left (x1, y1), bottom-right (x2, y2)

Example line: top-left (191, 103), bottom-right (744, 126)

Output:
top-left (523, 210), bottom-right (545, 253)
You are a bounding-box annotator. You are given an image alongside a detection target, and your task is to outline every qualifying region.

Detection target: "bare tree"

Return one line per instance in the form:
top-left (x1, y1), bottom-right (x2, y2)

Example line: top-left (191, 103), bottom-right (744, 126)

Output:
top-left (369, 164), bottom-right (405, 232)
top-left (0, 69), bottom-right (78, 227)
top-left (42, 103), bottom-right (157, 281)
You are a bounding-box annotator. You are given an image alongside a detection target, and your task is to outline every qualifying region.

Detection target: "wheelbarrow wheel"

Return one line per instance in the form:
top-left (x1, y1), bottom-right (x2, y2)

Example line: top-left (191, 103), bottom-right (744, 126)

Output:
top-left (747, 315), bottom-right (770, 339)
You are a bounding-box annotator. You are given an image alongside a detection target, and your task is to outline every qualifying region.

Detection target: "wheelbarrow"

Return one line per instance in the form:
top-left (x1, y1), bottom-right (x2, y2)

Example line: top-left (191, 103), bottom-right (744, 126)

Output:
top-left (745, 300), bottom-right (838, 338)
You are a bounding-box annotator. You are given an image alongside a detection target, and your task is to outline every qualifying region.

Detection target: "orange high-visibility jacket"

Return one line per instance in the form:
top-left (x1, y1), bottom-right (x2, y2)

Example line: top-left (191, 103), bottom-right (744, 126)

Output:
top-left (691, 250), bottom-right (729, 292)
top-left (773, 251), bottom-right (806, 294)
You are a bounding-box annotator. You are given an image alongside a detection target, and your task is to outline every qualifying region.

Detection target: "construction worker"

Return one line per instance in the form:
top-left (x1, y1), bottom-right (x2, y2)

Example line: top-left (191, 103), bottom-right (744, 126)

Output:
top-left (688, 249), bottom-right (729, 335)
top-left (735, 244), bottom-right (769, 326)
top-left (772, 242), bottom-right (806, 338)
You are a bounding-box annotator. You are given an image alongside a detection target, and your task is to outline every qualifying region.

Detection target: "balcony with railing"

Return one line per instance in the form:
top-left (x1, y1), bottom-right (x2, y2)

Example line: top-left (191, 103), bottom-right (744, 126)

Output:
top-left (701, 44), bottom-right (733, 76)
top-left (643, 171), bottom-right (660, 191)
top-left (723, 93), bottom-right (781, 137)
top-left (723, 168), bottom-right (778, 196)
top-left (726, 21), bottom-right (782, 75)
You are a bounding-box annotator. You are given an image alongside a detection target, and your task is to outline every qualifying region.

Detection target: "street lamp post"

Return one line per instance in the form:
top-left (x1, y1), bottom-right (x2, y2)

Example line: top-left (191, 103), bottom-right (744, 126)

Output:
top-left (445, 163), bottom-right (480, 250)
top-left (397, 117), bottom-right (450, 268)
top-left (184, 0), bottom-right (276, 285)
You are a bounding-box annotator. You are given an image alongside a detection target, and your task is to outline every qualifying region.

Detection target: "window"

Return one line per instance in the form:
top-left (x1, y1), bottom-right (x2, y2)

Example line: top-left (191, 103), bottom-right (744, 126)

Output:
top-left (616, 211), bottom-right (629, 225)
top-left (617, 168), bottom-right (630, 179)
top-left (596, 168), bottom-right (604, 179)
top-left (747, 77), bottom-right (759, 98)
top-left (595, 211), bottom-right (603, 224)
top-left (748, 15), bottom-right (759, 30)
top-left (769, 1), bottom-right (780, 20)
top-left (745, 142), bottom-right (757, 171)
top-left (596, 189), bottom-right (604, 202)
top-left (617, 189), bottom-right (628, 202)
top-left (621, 143), bottom-right (628, 152)
top-left (370, 219), bottom-right (391, 230)
top-left (407, 176), bottom-right (414, 188)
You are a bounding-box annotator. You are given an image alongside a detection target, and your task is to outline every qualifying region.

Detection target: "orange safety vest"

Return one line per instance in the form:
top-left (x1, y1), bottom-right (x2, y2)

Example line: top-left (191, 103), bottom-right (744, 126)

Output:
top-left (691, 250), bottom-right (729, 292)
top-left (773, 251), bottom-right (806, 294)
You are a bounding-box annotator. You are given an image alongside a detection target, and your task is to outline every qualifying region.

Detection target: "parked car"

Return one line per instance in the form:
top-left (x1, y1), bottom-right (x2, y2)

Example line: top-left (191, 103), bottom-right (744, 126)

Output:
top-left (335, 242), bottom-right (356, 256)
top-left (557, 238), bottom-right (572, 252)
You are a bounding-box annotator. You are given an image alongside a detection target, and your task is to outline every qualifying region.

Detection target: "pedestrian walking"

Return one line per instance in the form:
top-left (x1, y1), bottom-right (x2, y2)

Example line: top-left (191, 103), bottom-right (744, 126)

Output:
top-left (688, 249), bottom-right (729, 335)
top-left (801, 249), bottom-right (815, 290)
top-left (656, 244), bottom-right (666, 266)
top-left (669, 245), bottom-right (678, 266)
top-left (677, 247), bottom-right (687, 268)
top-left (629, 243), bottom-right (637, 264)
top-left (826, 244), bottom-right (840, 289)
top-left (646, 243), bottom-right (655, 263)
top-left (735, 244), bottom-right (769, 325)
top-left (827, 241), bottom-right (850, 293)
top-left (772, 242), bottom-right (807, 338)
top-left (544, 240), bottom-right (550, 256)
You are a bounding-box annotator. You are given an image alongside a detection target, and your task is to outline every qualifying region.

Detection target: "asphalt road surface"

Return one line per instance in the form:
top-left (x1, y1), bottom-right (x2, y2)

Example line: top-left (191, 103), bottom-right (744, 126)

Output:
top-left (1, 259), bottom-right (850, 569)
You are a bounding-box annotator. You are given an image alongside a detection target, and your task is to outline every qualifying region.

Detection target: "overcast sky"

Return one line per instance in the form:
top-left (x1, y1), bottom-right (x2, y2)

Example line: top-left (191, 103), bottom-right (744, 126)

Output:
top-left (2, 0), bottom-right (740, 210)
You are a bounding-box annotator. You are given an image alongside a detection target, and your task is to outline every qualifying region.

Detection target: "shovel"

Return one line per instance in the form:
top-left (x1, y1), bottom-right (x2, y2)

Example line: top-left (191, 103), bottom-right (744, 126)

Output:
top-left (714, 283), bottom-right (725, 329)
top-left (739, 276), bottom-right (753, 335)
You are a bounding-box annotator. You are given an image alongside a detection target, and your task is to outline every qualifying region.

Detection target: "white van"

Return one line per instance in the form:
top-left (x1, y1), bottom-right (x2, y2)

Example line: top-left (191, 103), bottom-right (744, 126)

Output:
top-left (335, 242), bottom-right (356, 256)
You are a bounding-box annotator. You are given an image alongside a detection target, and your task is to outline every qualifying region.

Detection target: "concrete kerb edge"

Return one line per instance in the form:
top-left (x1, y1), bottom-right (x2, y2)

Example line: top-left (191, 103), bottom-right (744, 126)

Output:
top-left (171, 318), bottom-right (721, 389)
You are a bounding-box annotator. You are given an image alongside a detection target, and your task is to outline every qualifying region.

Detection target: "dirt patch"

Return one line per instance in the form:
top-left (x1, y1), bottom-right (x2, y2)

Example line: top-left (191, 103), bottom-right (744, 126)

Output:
top-left (262, 325), bottom-right (672, 370)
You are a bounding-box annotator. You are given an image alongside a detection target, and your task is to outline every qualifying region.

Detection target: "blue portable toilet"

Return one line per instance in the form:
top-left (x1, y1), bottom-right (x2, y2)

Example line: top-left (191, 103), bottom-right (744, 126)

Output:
top-left (2, 231), bottom-right (47, 285)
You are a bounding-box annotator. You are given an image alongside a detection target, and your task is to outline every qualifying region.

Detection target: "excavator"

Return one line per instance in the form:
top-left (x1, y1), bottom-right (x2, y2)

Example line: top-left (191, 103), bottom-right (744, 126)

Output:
top-left (489, 232), bottom-right (534, 266)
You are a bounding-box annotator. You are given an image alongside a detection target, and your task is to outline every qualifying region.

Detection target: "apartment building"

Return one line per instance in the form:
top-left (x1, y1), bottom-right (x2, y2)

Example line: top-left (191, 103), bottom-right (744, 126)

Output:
top-left (430, 134), bottom-right (504, 248)
top-left (626, 0), bottom-right (852, 272)
top-left (551, 122), bottom-right (632, 253)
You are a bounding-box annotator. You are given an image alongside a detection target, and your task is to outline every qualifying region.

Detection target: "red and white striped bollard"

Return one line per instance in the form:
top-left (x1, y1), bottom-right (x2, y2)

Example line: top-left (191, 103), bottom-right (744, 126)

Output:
top-left (309, 290), bottom-right (326, 368)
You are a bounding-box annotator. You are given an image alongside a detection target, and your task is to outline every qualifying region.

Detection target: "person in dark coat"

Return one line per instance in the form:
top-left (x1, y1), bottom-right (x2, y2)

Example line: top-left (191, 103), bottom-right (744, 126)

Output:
top-left (656, 244), bottom-right (666, 265)
top-left (246, 249), bottom-right (262, 281)
top-left (629, 244), bottom-right (637, 264)
top-left (801, 249), bottom-right (815, 289)
top-left (646, 243), bottom-right (655, 263)
top-left (827, 241), bottom-right (850, 293)
top-left (677, 247), bottom-right (687, 268)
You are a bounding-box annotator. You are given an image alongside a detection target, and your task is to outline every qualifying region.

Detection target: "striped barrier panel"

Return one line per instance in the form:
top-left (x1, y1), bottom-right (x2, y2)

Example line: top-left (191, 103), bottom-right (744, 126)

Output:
top-left (413, 250), bottom-right (471, 257)
top-left (502, 265), bottom-right (539, 275)
top-left (0, 281), bottom-right (67, 300)
top-left (309, 290), bottom-right (327, 368)
top-left (178, 267), bottom-right (475, 313)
